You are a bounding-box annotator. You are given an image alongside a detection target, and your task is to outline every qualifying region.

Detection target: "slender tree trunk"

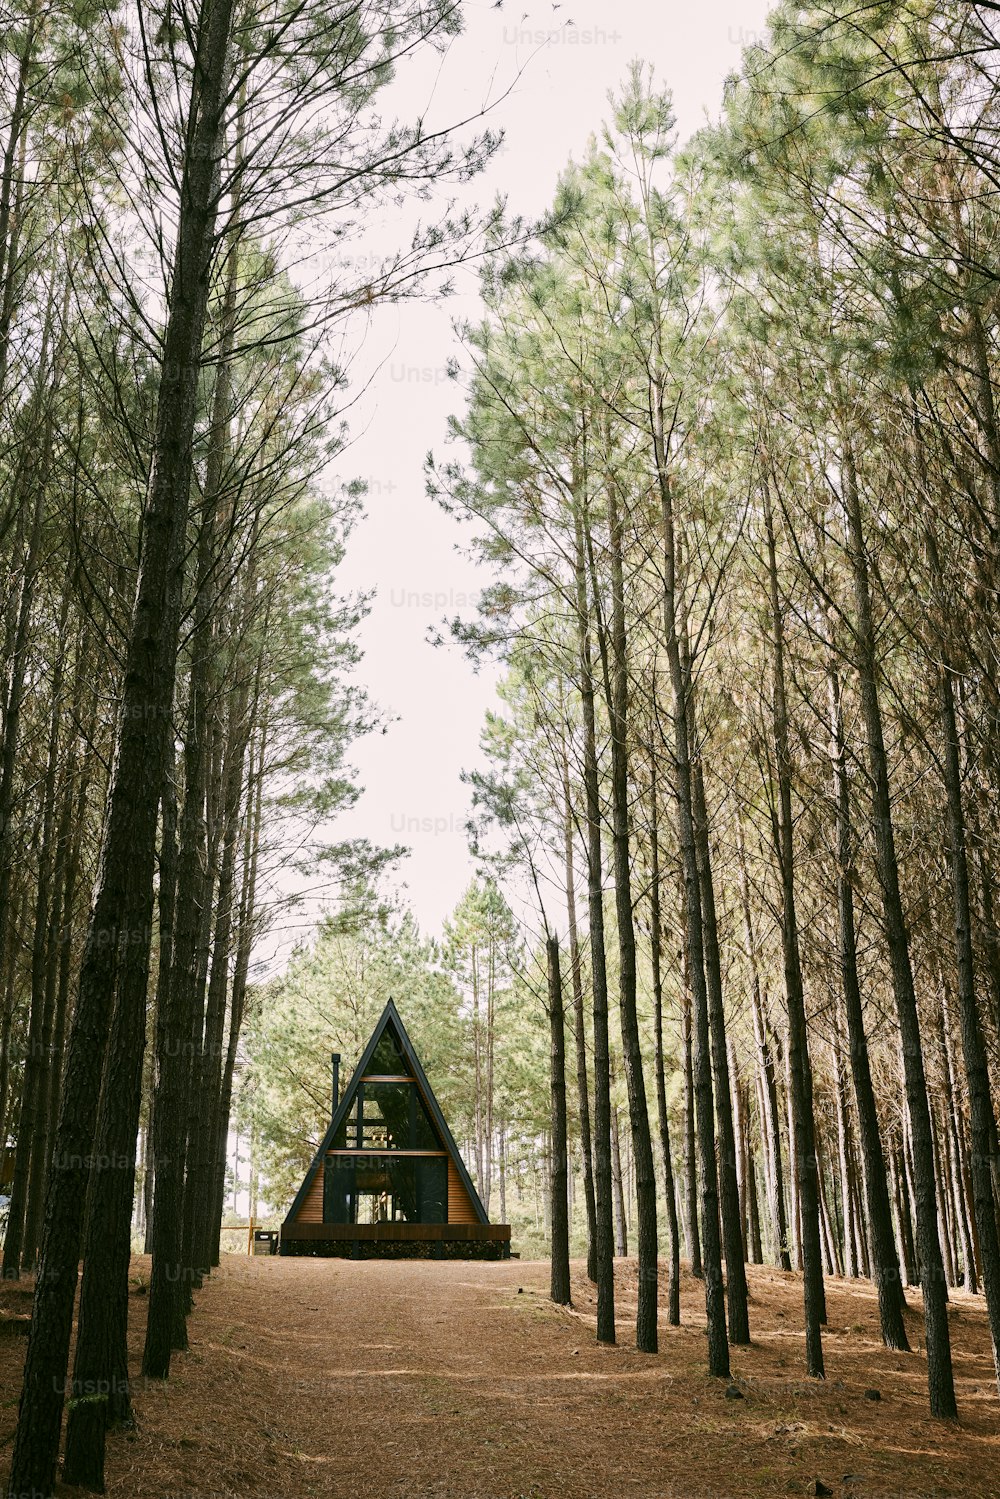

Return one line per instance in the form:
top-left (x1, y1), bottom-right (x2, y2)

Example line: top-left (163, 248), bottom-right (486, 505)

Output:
top-left (938, 995), bottom-right (976, 1289)
top-left (153, 500), bottom-right (218, 1353)
top-left (0, 7), bottom-right (37, 417)
top-left (561, 733), bottom-right (597, 1282)
top-left (850, 1152), bottom-right (871, 1279)
top-left (208, 902), bottom-right (250, 1267)
top-left (690, 752), bottom-right (750, 1346)
top-left (0, 935), bottom-right (16, 1155)
top-left (738, 841), bottom-right (791, 1272)
top-left (598, 472), bottom-right (657, 1351)
top-left (39, 697), bottom-right (94, 1239)
top-left (743, 1082), bottom-right (764, 1265)
top-left (935, 652), bottom-right (1000, 1386)
top-left (208, 714), bottom-right (264, 1263)
top-left (192, 668), bottom-right (249, 1274)
top-left (816, 1133), bottom-right (841, 1277)
top-left (763, 482), bottom-right (824, 1376)
top-left (827, 661), bottom-right (908, 1345)
top-left (573, 493), bottom-right (615, 1343)
top-left (833, 1022), bottom-right (857, 1279)
top-left (933, 1106), bottom-right (958, 1289)
top-left (185, 249), bottom-right (248, 1280)
top-left (142, 719), bottom-right (187, 1369)
top-left (894, 1141), bottom-right (918, 1286)
top-left (654, 456), bottom-right (729, 1379)
top-left (786, 1041), bottom-right (802, 1272)
top-left (649, 763), bottom-right (680, 1324)
top-left (20, 604), bottom-right (71, 1270)
top-left (548, 936), bottom-right (571, 1306)
top-left (610, 1100), bottom-right (627, 1258)
top-left (680, 966), bottom-right (702, 1277)
top-left (0, 455), bottom-right (51, 1280)
top-left (0, 287), bottom-right (54, 1015)
top-left (841, 440), bottom-right (956, 1418)
top-left (728, 1040), bottom-right (752, 1259)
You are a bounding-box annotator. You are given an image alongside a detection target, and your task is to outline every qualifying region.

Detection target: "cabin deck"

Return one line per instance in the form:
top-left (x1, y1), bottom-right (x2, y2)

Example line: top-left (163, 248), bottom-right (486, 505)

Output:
top-left (279, 1221), bottom-right (511, 1258)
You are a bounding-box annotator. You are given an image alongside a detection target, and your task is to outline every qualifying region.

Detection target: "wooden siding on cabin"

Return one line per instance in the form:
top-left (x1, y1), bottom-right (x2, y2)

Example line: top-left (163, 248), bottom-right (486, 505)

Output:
top-left (447, 1157), bottom-right (479, 1224)
top-left (296, 1165), bottom-right (324, 1225)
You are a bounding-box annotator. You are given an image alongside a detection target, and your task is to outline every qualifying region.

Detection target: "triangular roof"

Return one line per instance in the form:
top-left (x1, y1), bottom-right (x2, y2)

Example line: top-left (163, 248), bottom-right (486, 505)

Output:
top-left (283, 998), bottom-right (489, 1227)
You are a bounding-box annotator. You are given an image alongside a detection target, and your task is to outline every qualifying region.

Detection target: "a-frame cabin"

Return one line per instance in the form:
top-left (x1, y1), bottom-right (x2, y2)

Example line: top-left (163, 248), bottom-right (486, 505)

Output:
top-left (280, 999), bottom-right (511, 1258)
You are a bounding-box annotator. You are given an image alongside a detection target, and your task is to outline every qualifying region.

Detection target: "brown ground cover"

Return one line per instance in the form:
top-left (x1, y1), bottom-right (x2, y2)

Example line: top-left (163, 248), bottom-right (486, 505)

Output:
top-left (0, 1255), bottom-right (997, 1498)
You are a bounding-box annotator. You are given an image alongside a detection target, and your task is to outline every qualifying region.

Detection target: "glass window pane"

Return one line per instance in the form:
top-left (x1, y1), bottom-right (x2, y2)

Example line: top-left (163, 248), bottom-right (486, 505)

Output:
top-left (368, 1027), bottom-right (408, 1074)
top-left (359, 1081), bottom-right (441, 1151)
top-left (361, 1081), bottom-right (409, 1149)
top-left (323, 1157), bottom-right (354, 1223)
top-left (322, 1152), bottom-right (448, 1224)
top-left (415, 1156), bottom-right (447, 1222)
top-left (411, 1091), bottom-right (440, 1150)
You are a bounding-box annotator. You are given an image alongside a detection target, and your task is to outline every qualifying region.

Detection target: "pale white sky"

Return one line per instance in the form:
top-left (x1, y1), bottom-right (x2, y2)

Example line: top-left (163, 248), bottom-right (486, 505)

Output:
top-left (294, 0), bottom-right (774, 949)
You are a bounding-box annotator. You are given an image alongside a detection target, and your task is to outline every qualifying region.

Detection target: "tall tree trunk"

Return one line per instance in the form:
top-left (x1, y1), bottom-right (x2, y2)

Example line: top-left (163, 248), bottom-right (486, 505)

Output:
top-left (0, 286), bottom-right (54, 1013)
top-left (786, 1040), bottom-right (802, 1272)
top-left (0, 6), bottom-right (38, 418)
top-left (561, 734), bottom-right (597, 1283)
top-left (891, 1144), bottom-right (917, 1287)
top-left (0, 926), bottom-right (17, 1156)
top-left (191, 664), bottom-right (249, 1275)
top-left (690, 751), bottom-right (751, 1346)
top-left (932, 1105), bottom-right (958, 1289)
top-left (654, 456), bottom-right (729, 1379)
top-left (762, 482), bottom-right (824, 1376)
top-left (39, 682), bottom-right (96, 1242)
top-left (832, 1019), bottom-right (858, 1279)
top-left (610, 1098), bottom-right (627, 1259)
top-left (0, 418), bottom-right (52, 1280)
top-left (680, 961), bottom-right (702, 1277)
top-left (850, 1150), bottom-right (871, 1279)
top-left (573, 493), bottom-right (615, 1343)
top-left (548, 936), bottom-right (571, 1306)
top-left (142, 716), bottom-right (188, 1370)
top-left (815, 1133), bottom-right (841, 1277)
top-left (841, 439), bottom-right (956, 1418)
top-left (935, 645), bottom-right (1000, 1386)
top-left (598, 471), bottom-right (657, 1352)
top-left (1, 572), bottom-right (54, 1280)
top-left (827, 660), bottom-right (908, 1346)
top-left (738, 839), bottom-right (791, 1272)
top-left (10, 6), bottom-right (237, 1489)
top-left (743, 1081), bottom-right (764, 1265)
top-left (728, 1040), bottom-right (756, 1264)
top-left (208, 712), bottom-right (265, 1264)
top-left (20, 602), bottom-right (71, 1270)
top-left (649, 762), bottom-right (680, 1324)
top-left (938, 992), bottom-right (976, 1289)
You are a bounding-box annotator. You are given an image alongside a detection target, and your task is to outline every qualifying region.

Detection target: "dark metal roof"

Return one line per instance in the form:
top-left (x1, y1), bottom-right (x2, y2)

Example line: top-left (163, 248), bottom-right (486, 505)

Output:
top-left (282, 998), bottom-right (490, 1228)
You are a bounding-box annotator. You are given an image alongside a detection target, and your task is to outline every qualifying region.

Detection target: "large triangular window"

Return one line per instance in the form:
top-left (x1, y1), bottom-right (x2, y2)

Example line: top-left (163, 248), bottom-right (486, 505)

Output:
top-left (330, 1024), bottom-right (442, 1151)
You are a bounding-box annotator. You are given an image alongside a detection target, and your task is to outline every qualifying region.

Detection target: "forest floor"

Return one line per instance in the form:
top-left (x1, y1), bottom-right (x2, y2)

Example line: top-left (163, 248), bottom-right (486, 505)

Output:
top-left (0, 1255), bottom-right (997, 1499)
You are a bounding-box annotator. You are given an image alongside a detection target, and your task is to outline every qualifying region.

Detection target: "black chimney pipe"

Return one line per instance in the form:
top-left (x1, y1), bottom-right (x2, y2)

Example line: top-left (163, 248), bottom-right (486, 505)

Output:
top-left (331, 1052), bottom-right (341, 1117)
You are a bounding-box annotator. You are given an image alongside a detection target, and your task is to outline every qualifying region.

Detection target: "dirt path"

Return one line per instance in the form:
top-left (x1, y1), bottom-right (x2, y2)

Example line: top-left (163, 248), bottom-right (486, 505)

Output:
top-left (3, 1255), bottom-right (999, 1498)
